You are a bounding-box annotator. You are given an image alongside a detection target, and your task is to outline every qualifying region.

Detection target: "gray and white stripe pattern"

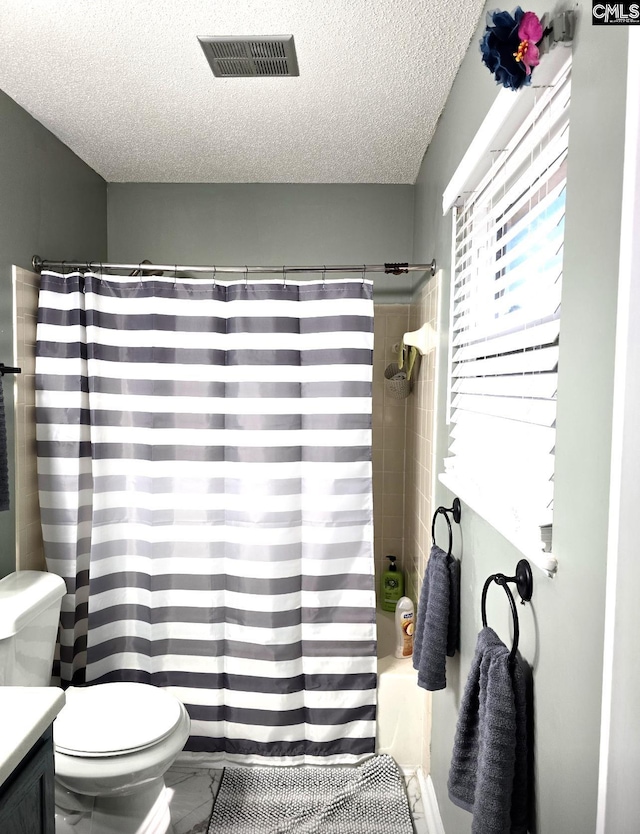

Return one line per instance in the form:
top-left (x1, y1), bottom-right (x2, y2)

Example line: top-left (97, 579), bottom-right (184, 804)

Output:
top-left (36, 271), bottom-right (376, 765)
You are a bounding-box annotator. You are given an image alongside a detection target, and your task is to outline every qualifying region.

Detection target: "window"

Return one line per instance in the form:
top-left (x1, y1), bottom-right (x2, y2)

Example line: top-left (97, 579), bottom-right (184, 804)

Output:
top-left (440, 56), bottom-right (571, 573)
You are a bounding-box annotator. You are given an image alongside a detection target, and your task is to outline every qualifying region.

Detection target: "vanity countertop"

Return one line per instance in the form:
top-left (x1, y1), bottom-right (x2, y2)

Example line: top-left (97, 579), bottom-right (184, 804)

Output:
top-left (0, 687), bottom-right (65, 788)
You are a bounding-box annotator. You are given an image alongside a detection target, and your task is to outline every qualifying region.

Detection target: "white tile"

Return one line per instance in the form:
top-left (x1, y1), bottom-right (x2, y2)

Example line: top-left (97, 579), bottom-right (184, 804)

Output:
top-left (165, 768), bottom-right (199, 789)
top-left (166, 767), bottom-right (222, 834)
top-left (403, 771), bottom-right (431, 834)
top-left (173, 804), bottom-right (212, 834)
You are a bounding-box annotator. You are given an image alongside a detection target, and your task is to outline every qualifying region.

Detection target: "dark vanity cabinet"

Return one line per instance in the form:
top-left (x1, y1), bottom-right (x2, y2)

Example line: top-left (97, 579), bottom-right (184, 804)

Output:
top-left (0, 727), bottom-right (55, 834)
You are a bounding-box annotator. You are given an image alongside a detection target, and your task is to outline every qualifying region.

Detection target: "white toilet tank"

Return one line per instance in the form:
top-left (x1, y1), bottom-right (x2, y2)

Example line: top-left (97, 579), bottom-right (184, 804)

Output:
top-left (0, 570), bottom-right (66, 686)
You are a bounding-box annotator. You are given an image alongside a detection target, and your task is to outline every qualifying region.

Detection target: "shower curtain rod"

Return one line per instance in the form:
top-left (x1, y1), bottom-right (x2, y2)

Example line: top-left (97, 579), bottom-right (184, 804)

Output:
top-left (32, 255), bottom-right (437, 278)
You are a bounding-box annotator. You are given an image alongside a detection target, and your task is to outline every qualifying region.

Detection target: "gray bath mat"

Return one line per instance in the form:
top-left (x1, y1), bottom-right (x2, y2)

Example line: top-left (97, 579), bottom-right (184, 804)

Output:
top-left (207, 754), bottom-right (414, 834)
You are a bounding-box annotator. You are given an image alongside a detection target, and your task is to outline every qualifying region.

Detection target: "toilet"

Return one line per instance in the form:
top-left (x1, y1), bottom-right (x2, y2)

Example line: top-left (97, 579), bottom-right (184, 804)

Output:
top-left (0, 570), bottom-right (191, 834)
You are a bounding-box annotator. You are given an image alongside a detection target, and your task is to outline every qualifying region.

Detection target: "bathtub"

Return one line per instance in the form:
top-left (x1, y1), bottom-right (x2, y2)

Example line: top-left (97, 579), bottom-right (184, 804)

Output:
top-left (375, 609), bottom-right (428, 770)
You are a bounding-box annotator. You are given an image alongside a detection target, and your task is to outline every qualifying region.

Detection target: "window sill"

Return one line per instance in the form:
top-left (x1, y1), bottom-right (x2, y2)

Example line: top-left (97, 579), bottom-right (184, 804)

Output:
top-left (438, 473), bottom-right (558, 577)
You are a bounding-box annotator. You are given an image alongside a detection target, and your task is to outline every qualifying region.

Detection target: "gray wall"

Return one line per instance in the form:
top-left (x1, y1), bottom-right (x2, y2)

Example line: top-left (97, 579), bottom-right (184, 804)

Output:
top-left (107, 183), bottom-right (416, 301)
top-left (0, 89), bottom-right (107, 578)
top-left (413, 4), bottom-right (627, 832)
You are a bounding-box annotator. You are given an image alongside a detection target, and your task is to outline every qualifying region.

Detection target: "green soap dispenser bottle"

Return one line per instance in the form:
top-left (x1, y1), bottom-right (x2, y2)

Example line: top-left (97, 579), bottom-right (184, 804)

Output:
top-left (381, 555), bottom-right (404, 612)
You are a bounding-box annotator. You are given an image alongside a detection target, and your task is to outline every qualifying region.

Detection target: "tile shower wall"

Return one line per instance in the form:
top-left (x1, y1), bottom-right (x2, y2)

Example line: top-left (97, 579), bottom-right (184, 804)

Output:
top-left (404, 277), bottom-right (438, 604)
top-left (373, 280), bottom-right (437, 602)
top-left (372, 304), bottom-right (410, 582)
top-left (405, 277), bottom-right (438, 776)
top-left (12, 266), bottom-right (45, 572)
top-left (373, 284), bottom-right (437, 776)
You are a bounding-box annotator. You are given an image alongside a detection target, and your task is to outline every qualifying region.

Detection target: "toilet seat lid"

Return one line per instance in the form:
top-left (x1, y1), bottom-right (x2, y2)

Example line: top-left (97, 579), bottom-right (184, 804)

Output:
top-left (54, 682), bottom-right (184, 756)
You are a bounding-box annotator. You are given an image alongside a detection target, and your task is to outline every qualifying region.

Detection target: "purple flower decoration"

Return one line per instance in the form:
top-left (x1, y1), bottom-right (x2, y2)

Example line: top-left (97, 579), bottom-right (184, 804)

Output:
top-left (515, 11), bottom-right (543, 74)
top-left (480, 7), bottom-right (543, 91)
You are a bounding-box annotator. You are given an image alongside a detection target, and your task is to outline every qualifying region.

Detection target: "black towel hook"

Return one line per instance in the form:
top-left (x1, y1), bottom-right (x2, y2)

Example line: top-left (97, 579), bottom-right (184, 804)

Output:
top-left (481, 559), bottom-right (533, 668)
top-left (431, 497), bottom-right (462, 558)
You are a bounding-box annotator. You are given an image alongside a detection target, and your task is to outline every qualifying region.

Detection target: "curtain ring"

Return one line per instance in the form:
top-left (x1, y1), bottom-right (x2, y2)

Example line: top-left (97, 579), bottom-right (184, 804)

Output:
top-left (322, 265), bottom-right (326, 289)
top-left (244, 265), bottom-right (249, 287)
top-left (283, 265), bottom-right (287, 288)
top-left (362, 264), bottom-right (366, 285)
top-left (174, 265), bottom-right (178, 286)
top-left (212, 265), bottom-right (217, 287)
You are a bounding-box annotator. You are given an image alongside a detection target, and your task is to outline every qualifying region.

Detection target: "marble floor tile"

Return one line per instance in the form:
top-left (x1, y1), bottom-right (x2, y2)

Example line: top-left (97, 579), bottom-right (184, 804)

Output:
top-left (166, 768), bottom-right (222, 834)
top-left (403, 771), bottom-right (429, 834)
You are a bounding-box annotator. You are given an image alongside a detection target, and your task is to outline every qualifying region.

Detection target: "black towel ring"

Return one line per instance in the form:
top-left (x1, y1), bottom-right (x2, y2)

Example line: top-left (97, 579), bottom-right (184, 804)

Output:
top-left (431, 498), bottom-right (462, 558)
top-left (481, 559), bottom-right (533, 668)
top-left (431, 507), bottom-right (452, 557)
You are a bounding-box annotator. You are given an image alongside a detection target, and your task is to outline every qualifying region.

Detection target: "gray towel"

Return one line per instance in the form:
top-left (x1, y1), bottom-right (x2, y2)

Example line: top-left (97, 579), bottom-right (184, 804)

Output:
top-left (0, 377), bottom-right (8, 512)
top-left (412, 544), bottom-right (460, 690)
top-left (448, 627), bottom-right (528, 834)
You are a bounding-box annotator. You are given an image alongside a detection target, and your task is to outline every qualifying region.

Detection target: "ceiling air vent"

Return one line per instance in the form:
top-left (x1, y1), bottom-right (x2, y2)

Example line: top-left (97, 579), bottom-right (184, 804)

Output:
top-left (198, 36), bottom-right (299, 78)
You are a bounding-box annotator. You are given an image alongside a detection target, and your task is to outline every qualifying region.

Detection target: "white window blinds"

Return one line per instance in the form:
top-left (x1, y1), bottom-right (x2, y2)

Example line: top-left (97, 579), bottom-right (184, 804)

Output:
top-left (443, 59), bottom-right (571, 559)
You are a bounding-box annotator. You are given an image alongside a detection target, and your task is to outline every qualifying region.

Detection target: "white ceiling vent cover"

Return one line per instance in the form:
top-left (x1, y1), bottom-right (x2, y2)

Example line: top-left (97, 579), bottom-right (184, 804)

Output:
top-left (198, 36), bottom-right (299, 78)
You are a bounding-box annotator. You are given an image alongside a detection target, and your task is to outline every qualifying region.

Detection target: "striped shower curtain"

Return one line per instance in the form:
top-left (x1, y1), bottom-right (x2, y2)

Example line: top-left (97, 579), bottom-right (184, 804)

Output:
top-left (35, 270), bottom-right (376, 765)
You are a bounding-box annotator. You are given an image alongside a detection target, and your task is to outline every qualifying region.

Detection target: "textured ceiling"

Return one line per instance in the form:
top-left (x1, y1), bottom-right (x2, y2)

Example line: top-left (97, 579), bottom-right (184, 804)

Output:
top-left (0, 1), bottom-right (485, 184)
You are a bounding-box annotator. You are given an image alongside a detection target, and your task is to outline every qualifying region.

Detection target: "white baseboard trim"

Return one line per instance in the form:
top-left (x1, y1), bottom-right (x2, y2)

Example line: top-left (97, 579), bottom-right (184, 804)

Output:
top-left (417, 769), bottom-right (445, 834)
